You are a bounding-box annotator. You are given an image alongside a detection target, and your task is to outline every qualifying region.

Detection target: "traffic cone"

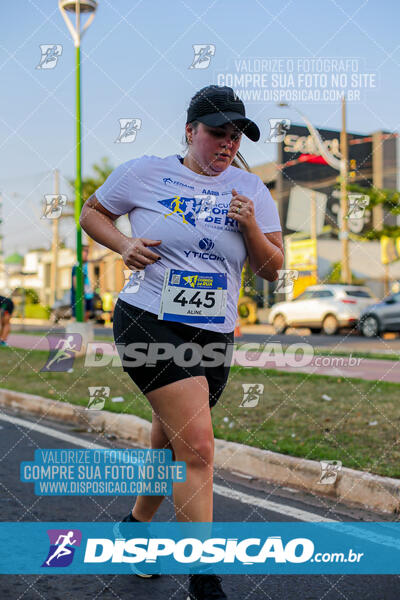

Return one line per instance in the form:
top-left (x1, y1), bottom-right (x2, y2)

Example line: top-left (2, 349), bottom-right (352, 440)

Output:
top-left (234, 318), bottom-right (242, 338)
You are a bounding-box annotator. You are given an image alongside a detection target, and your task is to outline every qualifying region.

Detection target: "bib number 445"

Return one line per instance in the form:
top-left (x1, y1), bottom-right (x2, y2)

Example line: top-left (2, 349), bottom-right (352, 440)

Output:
top-left (173, 290), bottom-right (216, 309)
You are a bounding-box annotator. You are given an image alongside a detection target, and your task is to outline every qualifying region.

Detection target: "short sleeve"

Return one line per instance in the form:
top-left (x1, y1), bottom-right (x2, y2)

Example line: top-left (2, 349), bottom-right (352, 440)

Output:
top-left (95, 160), bottom-right (137, 216)
top-left (253, 178), bottom-right (282, 233)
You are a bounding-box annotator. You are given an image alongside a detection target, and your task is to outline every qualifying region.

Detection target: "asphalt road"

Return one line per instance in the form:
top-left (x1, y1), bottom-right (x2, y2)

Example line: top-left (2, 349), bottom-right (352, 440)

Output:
top-left (238, 332), bottom-right (400, 353)
top-left (0, 409), bottom-right (399, 600)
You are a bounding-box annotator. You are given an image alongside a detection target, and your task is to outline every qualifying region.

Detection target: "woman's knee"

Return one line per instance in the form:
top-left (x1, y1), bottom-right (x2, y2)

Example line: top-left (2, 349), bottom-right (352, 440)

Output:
top-left (173, 428), bottom-right (214, 467)
top-left (151, 416), bottom-right (171, 449)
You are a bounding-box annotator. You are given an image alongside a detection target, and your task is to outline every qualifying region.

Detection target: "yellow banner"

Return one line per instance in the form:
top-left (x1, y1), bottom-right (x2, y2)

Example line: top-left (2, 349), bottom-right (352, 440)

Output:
top-left (381, 236), bottom-right (400, 265)
top-left (286, 238), bottom-right (317, 271)
top-left (285, 238), bottom-right (317, 299)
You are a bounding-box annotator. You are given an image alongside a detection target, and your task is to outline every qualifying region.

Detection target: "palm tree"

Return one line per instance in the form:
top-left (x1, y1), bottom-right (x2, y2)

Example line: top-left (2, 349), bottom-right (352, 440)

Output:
top-left (66, 156), bottom-right (114, 209)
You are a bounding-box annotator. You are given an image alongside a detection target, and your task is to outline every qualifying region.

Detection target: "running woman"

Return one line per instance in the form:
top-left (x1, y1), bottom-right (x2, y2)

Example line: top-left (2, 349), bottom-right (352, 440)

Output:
top-left (0, 294), bottom-right (14, 347)
top-left (80, 85), bottom-right (283, 599)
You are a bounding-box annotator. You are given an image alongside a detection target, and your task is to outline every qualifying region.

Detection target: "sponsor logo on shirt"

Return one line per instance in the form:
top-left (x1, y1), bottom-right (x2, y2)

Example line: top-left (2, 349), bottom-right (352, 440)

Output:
top-left (182, 238), bottom-right (226, 262)
top-left (162, 177), bottom-right (194, 190)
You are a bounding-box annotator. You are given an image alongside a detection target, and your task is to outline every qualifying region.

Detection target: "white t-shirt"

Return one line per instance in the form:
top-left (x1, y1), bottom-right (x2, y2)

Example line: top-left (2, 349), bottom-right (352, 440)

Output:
top-left (96, 154), bottom-right (281, 333)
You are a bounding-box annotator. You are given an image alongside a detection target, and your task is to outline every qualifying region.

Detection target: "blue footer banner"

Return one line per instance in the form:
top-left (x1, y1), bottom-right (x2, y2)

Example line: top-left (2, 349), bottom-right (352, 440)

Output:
top-left (1, 522), bottom-right (399, 574)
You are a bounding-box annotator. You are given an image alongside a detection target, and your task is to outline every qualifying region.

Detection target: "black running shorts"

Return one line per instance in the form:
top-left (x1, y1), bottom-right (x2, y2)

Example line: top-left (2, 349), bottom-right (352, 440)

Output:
top-left (0, 297), bottom-right (14, 316)
top-left (113, 299), bottom-right (234, 408)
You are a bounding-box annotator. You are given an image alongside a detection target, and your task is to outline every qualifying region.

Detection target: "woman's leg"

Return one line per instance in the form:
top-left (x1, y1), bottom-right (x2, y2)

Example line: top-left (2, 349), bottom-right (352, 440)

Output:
top-left (131, 411), bottom-right (175, 522)
top-left (0, 312), bottom-right (10, 342)
top-left (145, 375), bottom-right (214, 523)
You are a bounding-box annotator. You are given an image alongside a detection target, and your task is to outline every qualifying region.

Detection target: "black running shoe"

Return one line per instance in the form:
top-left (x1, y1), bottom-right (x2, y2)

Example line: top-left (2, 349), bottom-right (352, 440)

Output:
top-left (113, 513), bottom-right (161, 579)
top-left (187, 574), bottom-right (228, 599)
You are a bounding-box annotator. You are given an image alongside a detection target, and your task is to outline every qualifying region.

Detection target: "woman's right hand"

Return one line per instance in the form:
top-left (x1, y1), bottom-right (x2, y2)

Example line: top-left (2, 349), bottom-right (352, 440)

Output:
top-left (121, 238), bottom-right (162, 270)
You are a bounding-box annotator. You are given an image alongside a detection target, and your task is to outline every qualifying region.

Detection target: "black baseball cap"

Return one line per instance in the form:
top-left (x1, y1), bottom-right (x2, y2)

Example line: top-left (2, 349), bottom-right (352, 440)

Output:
top-left (186, 85), bottom-right (260, 142)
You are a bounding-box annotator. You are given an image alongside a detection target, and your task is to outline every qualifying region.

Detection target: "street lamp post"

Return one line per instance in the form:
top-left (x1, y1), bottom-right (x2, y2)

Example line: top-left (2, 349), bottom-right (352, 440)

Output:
top-left (59, 0), bottom-right (97, 322)
top-left (340, 97), bottom-right (351, 284)
top-left (278, 100), bottom-right (351, 284)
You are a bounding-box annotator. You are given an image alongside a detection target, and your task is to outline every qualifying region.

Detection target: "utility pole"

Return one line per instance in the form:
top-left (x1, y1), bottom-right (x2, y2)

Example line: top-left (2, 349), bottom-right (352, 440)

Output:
top-left (310, 190), bottom-right (318, 283)
top-left (50, 169), bottom-right (60, 306)
top-left (310, 190), bottom-right (317, 242)
top-left (340, 96), bottom-right (351, 284)
top-left (59, 0), bottom-right (97, 322)
top-left (278, 101), bottom-right (354, 282)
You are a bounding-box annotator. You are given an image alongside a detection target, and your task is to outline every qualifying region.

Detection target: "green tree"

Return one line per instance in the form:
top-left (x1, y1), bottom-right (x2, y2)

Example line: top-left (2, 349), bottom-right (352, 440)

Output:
top-left (12, 287), bottom-right (39, 304)
top-left (345, 183), bottom-right (400, 240)
top-left (325, 261), bottom-right (365, 285)
top-left (66, 157), bottom-right (114, 214)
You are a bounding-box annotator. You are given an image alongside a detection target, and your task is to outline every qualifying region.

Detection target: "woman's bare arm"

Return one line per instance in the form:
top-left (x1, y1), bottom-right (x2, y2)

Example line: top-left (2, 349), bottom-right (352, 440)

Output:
top-left (79, 194), bottom-right (162, 270)
top-left (79, 194), bottom-right (128, 254)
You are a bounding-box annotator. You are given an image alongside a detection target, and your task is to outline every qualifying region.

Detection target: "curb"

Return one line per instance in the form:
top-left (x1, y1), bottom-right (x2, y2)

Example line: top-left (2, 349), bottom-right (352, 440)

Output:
top-left (1, 388), bottom-right (399, 515)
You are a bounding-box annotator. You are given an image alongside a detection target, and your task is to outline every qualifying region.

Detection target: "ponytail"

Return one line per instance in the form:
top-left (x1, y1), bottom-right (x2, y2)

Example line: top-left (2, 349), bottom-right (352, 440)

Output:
top-left (232, 151), bottom-right (251, 172)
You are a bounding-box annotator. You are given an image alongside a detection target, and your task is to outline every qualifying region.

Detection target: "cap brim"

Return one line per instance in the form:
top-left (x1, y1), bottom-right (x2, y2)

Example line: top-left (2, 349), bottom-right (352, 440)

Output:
top-left (196, 111), bottom-right (260, 142)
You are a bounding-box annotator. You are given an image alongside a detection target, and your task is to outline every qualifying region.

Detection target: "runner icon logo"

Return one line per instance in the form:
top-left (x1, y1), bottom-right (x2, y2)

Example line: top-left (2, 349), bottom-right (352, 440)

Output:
top-left (318, 460), bottom-right (342, 485)
top-left (265, 118), bottom-right (291, 143)
top-left (347, 194), bottom-right (370, 220)
top-left (41, 334), bottom-right (82, 372)
top-left (189, 44), bottom-right (216, 69)
top-left (36, 45), bottom-right (63, 70)
top-left (240, 383), bottom-right (264, 408)
top-left (42, 529), bottom-right (81, 568)
top-left (274, 270), bottom-right (299, 294)
top-left (195, 194), bottom-right (217, 220)
top-left (87, 386), bottom-right (110, 411)
top-left (41, 195), bottom-right (67, 220)
top-left (123, 270), bottom-right (145, 294)
top-left (115, 119), bottom-right (142, 143)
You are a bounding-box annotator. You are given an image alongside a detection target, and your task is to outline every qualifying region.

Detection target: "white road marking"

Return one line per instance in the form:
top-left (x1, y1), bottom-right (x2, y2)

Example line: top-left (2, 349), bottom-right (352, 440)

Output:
top-left (0, 412), bottom-right (104, 449)
top-left (0, 413), bottom-right (400, 550)
top-left (0, 412), bottom-right (328, 521)
top-left (2, 411), bottom-right (400, 550)
top-left (213, 484), bottom-right (337, 522)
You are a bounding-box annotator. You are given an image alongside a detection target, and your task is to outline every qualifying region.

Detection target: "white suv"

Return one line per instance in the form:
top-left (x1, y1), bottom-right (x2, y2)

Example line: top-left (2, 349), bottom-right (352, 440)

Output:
top-left (269, 284), bottom-right (376, 335)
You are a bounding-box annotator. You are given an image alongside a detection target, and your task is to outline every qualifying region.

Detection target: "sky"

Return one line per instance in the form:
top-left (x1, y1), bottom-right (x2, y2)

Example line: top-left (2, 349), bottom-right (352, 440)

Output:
top-left (1, 0), bottom-right (400, 254)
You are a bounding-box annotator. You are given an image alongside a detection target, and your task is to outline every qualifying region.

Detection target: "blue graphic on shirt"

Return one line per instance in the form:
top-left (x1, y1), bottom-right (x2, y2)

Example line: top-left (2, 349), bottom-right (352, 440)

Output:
top-left (159, 196), bottom-right (197, 226)
top-left (158, 195), bottom-right (240, 230)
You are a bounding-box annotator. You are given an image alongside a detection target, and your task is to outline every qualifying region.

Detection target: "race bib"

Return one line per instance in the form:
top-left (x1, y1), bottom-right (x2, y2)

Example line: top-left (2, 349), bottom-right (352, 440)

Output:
top-left (158, 269), bottom-right (227, 324)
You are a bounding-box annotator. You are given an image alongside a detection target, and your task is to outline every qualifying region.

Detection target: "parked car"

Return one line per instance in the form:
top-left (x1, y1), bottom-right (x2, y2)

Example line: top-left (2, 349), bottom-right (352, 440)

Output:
top-left (358, 292), bottom-right (400, 337)
top-left (269, 284), bottom-right (377, 335)
top-left (50, 291), bottom-right (104, 324)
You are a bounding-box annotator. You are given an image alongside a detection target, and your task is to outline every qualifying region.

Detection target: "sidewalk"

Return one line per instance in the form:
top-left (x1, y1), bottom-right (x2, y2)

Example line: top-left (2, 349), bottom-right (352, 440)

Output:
top-left (1, 388), bottom-right (399, 515)
top-left (11, 319), bottom-right (400, 354)
top-left (5, 333), bottom-right (400, 383)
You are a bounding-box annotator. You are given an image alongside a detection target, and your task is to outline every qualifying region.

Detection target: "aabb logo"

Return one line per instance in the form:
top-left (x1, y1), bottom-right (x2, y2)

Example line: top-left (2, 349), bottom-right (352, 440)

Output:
top-left (42, 529), bottom-right (82, 567)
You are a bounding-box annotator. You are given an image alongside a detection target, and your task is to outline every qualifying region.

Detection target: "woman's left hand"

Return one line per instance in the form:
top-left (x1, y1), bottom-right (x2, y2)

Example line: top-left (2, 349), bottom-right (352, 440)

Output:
top-left (227, 189), bottom-right (257, 232)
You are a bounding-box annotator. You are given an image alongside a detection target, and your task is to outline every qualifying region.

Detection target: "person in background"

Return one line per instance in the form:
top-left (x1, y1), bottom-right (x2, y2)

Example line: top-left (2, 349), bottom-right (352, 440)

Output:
top-left (101, 290), bottom-right (114, 325)
top-left (71, 245), bottom-right (94, 322)
top-left (0, 294), bottom-right (14, 347)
